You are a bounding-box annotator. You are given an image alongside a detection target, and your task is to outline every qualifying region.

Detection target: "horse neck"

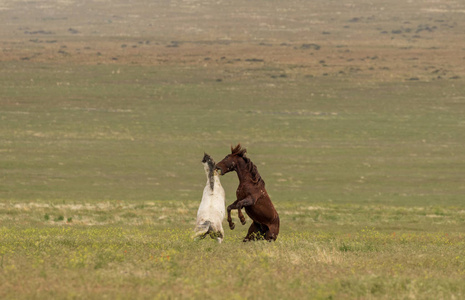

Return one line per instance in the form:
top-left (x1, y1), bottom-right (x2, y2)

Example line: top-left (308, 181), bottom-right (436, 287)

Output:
top-left (212, 173), bottom-right (222, 188)
top-left (234, 158), bottom-right (253, 184)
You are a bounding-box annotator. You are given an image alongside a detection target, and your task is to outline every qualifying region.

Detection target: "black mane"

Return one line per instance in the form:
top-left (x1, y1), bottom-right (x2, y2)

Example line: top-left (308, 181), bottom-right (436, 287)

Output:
top-left (242, 156), bottom-right (264, 185)
top-left (202, 153), bottom-right (216, 190)
top-left (231, 144), bottom-right (264, 185)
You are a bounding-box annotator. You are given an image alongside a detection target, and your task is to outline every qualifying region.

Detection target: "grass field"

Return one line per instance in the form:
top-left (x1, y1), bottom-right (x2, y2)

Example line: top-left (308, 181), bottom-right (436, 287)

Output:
top-left (1, 0), bottom-right (465, 299)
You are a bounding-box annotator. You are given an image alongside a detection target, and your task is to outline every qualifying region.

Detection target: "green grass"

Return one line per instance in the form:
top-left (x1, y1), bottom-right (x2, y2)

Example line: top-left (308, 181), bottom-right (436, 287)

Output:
top-left (1, 62), bottom-right (464, 205)
top-left (2, 0), bottom-right (465, 297)
top-left (1, 60), bottom-right (465, 298)
top-left (0, 202), bottom-right (464, 299)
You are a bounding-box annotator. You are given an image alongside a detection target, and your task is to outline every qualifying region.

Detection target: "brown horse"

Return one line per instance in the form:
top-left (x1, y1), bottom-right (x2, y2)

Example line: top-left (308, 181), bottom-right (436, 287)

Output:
top-left (215, 144), bottom-right (280, 241)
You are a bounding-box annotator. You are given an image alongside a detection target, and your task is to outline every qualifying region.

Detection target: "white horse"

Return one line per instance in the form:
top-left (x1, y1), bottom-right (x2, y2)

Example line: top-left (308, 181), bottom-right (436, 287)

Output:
top-left (193, 153), bottom-right (225, 243)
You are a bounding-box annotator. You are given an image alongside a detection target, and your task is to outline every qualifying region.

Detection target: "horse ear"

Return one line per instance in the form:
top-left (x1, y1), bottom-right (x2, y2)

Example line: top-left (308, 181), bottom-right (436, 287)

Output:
top-left (231, 143), bottom-right (247, 156)
top-left (231, 143), bottom-right (241, 154)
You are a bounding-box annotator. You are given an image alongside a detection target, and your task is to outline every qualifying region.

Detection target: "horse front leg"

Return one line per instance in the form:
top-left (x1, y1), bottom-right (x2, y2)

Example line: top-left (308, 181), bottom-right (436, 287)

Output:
top-left (227, 197), bottom-right (255, 230)
top-left (227, 200), bottom-right (241, 230)
top-left (238, 209), bottom-right (246, 225)
top-left (235, 196), bottom-right (255, 226)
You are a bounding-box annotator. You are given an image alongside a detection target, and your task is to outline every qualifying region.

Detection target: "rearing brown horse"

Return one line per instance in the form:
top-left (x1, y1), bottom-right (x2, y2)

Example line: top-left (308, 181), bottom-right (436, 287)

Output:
top-left (215, 144), bottom-right (280, 241)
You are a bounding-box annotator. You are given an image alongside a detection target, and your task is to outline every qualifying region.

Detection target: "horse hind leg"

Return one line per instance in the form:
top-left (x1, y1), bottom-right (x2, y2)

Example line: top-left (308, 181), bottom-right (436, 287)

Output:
top-left (192, 221), bottom-right (210, 241)
top-left (192, 230), bottom-right (208, 241)
top-left (243, 222), bottom-right (266, 242)
top-left (264, 230), bottom-right (276, 241)
top-left (265, 223), bottom-right (279, 241)
top-left (243, 222), bottom-right (257, 242)
top-left (209, 225), bottom-right (224, 243)
top-left (215, 229), bottom-right (224, 244)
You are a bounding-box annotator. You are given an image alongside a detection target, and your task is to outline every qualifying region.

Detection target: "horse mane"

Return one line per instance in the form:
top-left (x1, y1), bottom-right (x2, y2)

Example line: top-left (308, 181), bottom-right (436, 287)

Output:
top-left (231, 144), bottom-right (264, 185)
top-left (203, 153), bottom-right (215, 190)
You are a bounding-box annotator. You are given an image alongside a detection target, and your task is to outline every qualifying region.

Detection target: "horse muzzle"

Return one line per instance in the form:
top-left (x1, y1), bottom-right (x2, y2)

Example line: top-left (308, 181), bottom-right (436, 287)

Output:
top-left (215, 167), bottom-right (223, 176)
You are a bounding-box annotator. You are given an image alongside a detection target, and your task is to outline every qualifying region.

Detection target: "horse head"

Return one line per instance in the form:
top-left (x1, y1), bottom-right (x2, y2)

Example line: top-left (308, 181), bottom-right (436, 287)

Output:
top-left (215, 144), bottom-right (246, 176)
top-left (202, 153), bottom-right (216, 168)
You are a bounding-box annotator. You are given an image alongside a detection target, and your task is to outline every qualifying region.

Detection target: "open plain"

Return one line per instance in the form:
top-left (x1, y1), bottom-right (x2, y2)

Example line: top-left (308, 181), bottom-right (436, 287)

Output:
top-left (1, 0), bottom-right (465, 298)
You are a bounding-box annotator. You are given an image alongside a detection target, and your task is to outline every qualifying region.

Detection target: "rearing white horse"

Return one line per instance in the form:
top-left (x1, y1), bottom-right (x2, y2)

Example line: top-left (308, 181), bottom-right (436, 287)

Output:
top-left (193, 153), bottom-right (226, 243)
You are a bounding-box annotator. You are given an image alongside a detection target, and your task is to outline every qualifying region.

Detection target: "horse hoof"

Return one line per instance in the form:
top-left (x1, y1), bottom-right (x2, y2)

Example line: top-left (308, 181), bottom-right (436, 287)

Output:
top-left (229, 223), bottom-right (235, 230)
top-left (240, 219), bottom-right (246, 225)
